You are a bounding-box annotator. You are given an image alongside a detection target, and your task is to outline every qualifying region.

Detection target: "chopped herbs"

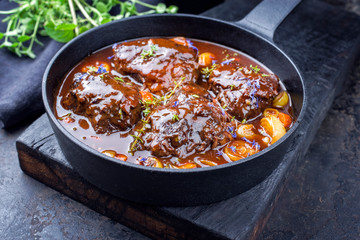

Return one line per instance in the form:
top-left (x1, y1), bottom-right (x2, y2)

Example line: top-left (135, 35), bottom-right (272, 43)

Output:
top-left (192, 94), bottom-right (199, 98)
top-left (201, 63), bottom-right (217, 78)
top-left (129, 76), bottom-right (185, 154)
top-left (250, 65), bottom-right (260, 73)
top-left (141, 44), bottom-right (158, 59)
top-left (143, 108), bottom-right (151, 117)
top-left (163, 76), bottom-right (185, 105)
top-left (86, 66), bottom-right (97, 73)
top-left (114, 76), bottom-right (125, 82)
top-left (172, 114), bottom-right (179, 122)
top-left (130, 134), bottom-right (144, 143)
top-left (119, 109), bottom-right (123, 119)
top-left (261, 73), bottom-right (270, 77)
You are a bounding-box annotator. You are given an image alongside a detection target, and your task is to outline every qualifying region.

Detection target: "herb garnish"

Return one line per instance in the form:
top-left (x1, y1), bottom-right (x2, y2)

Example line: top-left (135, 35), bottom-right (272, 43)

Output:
top-left (129, 76), bottom-right (185, 154)
top-left (250, 65), bottom-right (260, 73)
top-left (119, 109), bottom-right (123, 120)
top-left (201, 63), bottom-right (217, 78)
top-left (172, 114), bottom-right (179, 122)
top-left (141, 44), bottom-right (158, 59)
top-left (114, 76), bottom-right (125, 83)
top-left (0, 0), bottom-right (177, 58)
top-left (86, 66), bottom-right (98, 73)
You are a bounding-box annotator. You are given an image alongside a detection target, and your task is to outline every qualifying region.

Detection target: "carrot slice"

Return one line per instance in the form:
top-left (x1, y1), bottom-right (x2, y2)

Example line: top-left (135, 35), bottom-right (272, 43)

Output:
top-left (115, 154), bottom-right (128, 161)
top-left (178, 163), bottom-right (197, 169)
top-left (199, 52), bottom-right (215, 67)
top-left (278, 112), bottom-right (292, 128)
top-left (140, 91), bottom-right (154, 102)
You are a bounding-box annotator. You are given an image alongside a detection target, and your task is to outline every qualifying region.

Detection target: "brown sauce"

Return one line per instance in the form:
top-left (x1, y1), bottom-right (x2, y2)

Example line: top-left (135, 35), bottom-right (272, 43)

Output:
top-left (55, 37), bottom-right (294, 169)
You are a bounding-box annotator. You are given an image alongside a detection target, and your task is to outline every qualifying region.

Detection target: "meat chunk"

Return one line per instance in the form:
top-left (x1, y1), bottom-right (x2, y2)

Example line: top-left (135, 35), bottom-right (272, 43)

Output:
top-left (209, 63), bottom-right (279, 120)
top-left (61, 72), bottom-right (142, 134)
top-left (134, 86), bottom-right (234, 158)
top-left (113, 38), bottom-right (199, 95)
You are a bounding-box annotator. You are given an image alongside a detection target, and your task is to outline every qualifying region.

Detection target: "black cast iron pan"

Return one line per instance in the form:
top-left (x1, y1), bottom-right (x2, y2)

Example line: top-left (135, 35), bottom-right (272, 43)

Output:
top-left (43, 0), bottom-right (306, 206)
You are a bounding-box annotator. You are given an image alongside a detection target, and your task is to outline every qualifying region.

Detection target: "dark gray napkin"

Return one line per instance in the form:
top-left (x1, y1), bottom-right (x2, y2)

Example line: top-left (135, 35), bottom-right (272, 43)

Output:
top-left (0, 0), bottom-right (62, 128)
top-left (0, 0), bottom-right (221, 128)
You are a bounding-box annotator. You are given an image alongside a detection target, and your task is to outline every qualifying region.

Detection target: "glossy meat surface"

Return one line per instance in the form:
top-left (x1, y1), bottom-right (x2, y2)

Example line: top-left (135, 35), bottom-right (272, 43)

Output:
top-left (56, 37), bottom-right (293, 168)
top-left (61, 72), bottom-right (141, 134)
top-left (113, 38), bottom-right (199, 95)
top-left (209, 63), bottom-right (279, 120)
top-left (136, 85), bottom-right (235, 158)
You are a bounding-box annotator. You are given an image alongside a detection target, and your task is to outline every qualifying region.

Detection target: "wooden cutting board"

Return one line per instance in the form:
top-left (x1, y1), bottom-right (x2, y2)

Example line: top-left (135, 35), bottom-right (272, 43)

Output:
top-left (16, 0), bottom-right (360, 239)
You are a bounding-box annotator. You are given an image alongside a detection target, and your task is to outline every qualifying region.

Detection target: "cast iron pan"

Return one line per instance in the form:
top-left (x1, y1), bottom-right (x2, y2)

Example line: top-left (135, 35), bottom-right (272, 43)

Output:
top-left (43, 0), bottom-right (306, 206)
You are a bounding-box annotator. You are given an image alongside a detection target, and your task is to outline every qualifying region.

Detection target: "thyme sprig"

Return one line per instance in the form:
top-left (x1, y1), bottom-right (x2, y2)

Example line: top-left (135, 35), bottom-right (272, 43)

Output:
top-left (201, 63), bottom-right (217, 79)
top-left (0, 0), bottom-right (178, 58)
top-left (129, 76), bottom-right (185, 154)
top-left (141, 43), bottom-right (158, 59)
top-left (250, 65), bottom-right (260, 73)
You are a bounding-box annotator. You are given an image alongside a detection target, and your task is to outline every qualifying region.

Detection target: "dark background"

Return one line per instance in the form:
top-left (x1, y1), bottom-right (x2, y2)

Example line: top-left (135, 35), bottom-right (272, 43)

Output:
top-left (0, 0), bottom-right (359, 239)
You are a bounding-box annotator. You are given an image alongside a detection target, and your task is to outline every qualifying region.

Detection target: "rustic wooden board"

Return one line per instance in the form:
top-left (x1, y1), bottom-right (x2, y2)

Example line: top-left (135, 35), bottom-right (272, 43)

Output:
top-left (16, 0), bottom-right (360, 239)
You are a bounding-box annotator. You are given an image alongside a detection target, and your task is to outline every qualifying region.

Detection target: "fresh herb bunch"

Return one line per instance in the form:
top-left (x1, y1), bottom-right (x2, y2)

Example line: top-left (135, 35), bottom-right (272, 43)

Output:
top-left (0, 0), bottom-right (178, 58)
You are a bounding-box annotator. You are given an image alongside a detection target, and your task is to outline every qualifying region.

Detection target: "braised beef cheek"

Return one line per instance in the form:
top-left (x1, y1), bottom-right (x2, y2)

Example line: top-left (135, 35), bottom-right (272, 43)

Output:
top-left (55, 37), bottom-right (294, 168)
top-left (113, 38), bottom-right (199, 95)
top-left (61, 73), bottom-right (141, 134)
top-left (209, 63), bottom-right (279, 120)
top-left (136, 87), bottom-right (234, 158)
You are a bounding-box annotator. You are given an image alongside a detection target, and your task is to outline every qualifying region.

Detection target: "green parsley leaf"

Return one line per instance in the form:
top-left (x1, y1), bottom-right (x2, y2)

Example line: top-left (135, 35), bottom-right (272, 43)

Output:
top-left (172, 114), bottom-right (179, 122)
top-left (250, 65), bottom-right (260, 73)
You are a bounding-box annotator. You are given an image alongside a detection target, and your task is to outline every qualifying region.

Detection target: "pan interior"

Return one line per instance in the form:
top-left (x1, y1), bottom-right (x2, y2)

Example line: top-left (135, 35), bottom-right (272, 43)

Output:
top-left (42, 14), bottom-right (306, 205)
top-left (45, 15), bottom-right (303, 122)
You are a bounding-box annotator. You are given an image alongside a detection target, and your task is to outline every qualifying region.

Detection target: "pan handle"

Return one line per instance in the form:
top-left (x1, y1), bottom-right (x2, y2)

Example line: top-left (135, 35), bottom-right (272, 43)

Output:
top-left (236, 0), bottom-right (301, 41)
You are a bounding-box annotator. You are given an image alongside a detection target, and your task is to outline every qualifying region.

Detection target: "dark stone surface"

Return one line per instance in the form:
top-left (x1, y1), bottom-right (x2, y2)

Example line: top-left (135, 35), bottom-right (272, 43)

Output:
top-left (259, 58), bottom-right (360, 240)
top-left (0, 125), bottom-right (150, 239)
top-left (0, 0), bottom-right (359, 239)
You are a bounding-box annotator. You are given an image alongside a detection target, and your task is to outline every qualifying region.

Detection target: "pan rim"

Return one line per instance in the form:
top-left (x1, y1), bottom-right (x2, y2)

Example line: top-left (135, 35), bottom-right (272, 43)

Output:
top-left (42, 13), bottom-right (307, 174)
